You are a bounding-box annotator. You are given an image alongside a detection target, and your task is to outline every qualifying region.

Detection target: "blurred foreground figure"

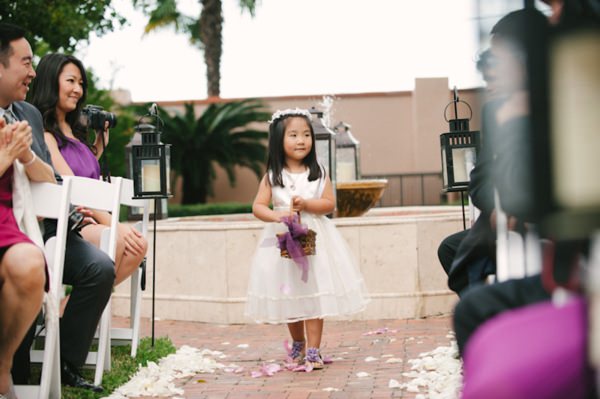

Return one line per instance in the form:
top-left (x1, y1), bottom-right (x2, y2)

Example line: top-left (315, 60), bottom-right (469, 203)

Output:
top-left (456, 1), bottom-right (599, 398)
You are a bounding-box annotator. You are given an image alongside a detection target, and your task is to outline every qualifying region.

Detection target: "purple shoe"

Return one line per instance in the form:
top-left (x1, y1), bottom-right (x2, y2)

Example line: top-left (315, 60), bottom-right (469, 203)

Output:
top-left (305, 347), bottom-right (324, 370)
top-left (290, 340), bottom-right (305, 363)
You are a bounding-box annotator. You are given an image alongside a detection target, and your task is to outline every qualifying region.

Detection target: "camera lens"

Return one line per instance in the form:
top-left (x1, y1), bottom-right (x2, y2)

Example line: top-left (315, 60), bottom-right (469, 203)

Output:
top-left (81, 105), bottom-right (118, 130)
top-left (104, 111), bottom-right (117, 128)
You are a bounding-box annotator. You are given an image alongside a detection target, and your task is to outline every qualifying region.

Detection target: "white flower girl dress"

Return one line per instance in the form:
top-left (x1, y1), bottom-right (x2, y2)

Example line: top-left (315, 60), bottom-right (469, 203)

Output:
top-left (245, 168), bottom-right (370, 323)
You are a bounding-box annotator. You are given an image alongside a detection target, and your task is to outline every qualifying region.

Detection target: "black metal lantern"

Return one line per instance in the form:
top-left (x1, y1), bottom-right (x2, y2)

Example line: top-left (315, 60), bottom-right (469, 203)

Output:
top-left (131, 107), bottom-right (171, 199)
top-left (126, 130), bottom-right (168, 220)
top-left (334, 121), bottom-right (361, 182)
top-left (309, 107), bottom-right (337, 184)
top-left (539, 24), bottom-right (600, 240)
top-left (440, 88), bottom-right (481, 192)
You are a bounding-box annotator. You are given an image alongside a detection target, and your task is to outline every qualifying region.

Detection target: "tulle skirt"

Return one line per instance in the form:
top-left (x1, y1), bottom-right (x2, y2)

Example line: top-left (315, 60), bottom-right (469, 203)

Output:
top-left (244, 213), bottom-right (370, 324)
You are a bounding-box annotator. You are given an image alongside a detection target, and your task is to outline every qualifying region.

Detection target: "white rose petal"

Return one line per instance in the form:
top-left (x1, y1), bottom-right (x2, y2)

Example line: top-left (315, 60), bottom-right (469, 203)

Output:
top-left (388, 379), bottom-right (402, 389)
top-left (385, 357), bottom-right (403, 363)
top-left (102, 345), bottom-right (227, 399)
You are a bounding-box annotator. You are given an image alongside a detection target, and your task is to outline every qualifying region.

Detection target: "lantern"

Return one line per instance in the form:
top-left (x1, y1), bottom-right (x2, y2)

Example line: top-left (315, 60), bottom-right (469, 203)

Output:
top-left (131, 109), bottom-right (171, 199)
top-left (125, 130), bottom-right (168, 220)
top-left (309, 107), bottom-right (337, 185)
top-left (540, 23), bottom-right (600, 240)
top-left (334, 121), bottom-right (361, 182)
top-left (440, 88), bottom-right (481, 192)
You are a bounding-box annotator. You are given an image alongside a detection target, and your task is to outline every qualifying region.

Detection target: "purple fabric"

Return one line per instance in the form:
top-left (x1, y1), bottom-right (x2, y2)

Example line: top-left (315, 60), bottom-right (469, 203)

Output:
top-left (58, 137), bottom-right (101, 179)
top-left (277, 214), bottom-right (310, 282)
top-left (462, 296), bottom-right (590, 399)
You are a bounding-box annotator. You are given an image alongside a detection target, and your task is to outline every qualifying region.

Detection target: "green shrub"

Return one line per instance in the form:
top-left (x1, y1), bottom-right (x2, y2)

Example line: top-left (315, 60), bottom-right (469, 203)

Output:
top-left (167, 202), bottom-right (253, 217)
top-left (49, 337), bottom-right (176, 399)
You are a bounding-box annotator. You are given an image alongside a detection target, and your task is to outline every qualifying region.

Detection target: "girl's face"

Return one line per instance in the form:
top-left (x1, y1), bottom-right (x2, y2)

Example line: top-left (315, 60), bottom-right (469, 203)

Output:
top-left (282, 116), bottom-right (312, 164)
top-left (57, 62), bottom-right (84, 115)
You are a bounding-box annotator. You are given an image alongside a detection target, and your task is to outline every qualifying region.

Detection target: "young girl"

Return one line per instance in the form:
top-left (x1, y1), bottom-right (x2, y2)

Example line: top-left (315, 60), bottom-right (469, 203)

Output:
top-left (245, 108), bottom-right (369, 369)
top-left (29, 53), bottom-right (147, 286)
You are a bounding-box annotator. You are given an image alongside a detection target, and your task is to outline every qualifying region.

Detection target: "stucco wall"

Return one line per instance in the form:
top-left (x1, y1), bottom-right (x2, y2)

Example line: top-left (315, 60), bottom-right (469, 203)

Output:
top-left (150, 78), bottom-right (483, 204)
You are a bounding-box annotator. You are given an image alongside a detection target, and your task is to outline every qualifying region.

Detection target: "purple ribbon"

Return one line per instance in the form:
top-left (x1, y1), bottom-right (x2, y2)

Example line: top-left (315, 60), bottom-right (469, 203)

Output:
top-left (277, 214), bottom-right (310, 282)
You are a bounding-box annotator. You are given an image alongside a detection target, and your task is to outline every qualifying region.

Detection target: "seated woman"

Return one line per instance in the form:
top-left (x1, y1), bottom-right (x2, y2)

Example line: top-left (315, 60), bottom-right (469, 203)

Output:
top-left (29, 53), bottom-right (147, 286)
top-left (0, 118), bottom-right (54, 397)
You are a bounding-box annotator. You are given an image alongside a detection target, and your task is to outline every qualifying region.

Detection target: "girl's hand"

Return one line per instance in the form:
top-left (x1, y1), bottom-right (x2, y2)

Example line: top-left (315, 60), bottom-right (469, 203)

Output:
top-left (273, 210), bottom-right (291, 222)
top-left (122, 226), bottom-right (145, 257)
top-left (291, 196), bottom-right (306, 213)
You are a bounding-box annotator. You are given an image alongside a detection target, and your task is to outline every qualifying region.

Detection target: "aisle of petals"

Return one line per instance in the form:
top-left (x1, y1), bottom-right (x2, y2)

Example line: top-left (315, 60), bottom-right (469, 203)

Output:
top-left (103, 332), bottom-right (462, 398)
top-left (102, 346), bottom-right (231, 399)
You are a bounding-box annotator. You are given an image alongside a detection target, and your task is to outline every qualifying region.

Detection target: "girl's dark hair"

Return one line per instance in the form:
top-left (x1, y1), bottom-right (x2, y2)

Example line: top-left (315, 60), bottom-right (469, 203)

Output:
top-left (266, 114), bottom-right (323, 187)
top-left (28, 53), bottom-right (92, 151)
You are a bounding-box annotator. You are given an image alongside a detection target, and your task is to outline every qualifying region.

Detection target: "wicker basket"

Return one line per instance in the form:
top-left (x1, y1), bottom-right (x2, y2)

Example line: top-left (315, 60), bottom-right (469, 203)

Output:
top-left (277, 206), bottom-right (317, 258)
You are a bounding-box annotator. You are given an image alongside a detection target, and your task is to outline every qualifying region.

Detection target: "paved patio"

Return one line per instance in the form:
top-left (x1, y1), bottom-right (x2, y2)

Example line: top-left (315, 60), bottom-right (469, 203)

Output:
top-left (114, 314), bottom-right (458, 399)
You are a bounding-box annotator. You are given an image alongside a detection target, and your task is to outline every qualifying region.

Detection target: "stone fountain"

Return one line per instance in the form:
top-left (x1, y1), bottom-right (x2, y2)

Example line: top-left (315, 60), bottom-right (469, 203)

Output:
top-left (333, 121), bottom-right (388, 217)
top-left (336, 179), bottom-right (388, 217)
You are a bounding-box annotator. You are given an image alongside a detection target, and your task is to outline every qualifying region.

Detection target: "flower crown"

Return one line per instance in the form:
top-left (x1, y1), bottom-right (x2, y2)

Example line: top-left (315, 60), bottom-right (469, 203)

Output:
top-left (268, 108), bottom-right (312, 124)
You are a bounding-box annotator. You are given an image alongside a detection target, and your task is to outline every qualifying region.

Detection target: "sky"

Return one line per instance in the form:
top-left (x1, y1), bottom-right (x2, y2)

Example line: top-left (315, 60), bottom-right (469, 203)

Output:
top-left (77, 0), bottom-right (488, 103)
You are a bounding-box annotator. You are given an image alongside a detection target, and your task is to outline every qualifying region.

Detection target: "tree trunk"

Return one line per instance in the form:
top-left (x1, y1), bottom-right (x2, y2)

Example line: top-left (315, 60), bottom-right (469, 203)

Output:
top-left (182, 166), bottom-right (209, 204)
top-left (200, 0), bottom-right (223, 97)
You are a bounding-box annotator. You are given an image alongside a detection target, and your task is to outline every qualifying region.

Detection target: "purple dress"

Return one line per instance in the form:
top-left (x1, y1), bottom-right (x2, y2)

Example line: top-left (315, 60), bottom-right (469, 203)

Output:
top-left (58, 136), bottom-right (101, 179)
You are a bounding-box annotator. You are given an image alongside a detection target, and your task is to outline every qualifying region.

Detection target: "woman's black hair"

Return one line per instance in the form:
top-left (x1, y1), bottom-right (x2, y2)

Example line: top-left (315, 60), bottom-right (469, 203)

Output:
top-left (28, 53), bottom-right (92, 151)
top-left (266, 114), bottom-right (323, 187)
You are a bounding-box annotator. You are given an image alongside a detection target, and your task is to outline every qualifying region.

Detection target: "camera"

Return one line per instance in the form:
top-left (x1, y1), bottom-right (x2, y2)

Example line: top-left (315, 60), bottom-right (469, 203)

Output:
top-left (68, 205), bottom-right (86, 232)
top-left (81, 105), bottom-right (117, 130)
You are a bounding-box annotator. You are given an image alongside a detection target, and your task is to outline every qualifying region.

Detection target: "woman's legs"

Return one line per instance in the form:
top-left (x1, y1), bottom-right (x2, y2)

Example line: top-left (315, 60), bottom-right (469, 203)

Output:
top-left (0, 243), bottom-right (45, 394)
top-left (81, 223), bottom-right (147, 286)
top-left (113, 224), bottom-right (147, 286)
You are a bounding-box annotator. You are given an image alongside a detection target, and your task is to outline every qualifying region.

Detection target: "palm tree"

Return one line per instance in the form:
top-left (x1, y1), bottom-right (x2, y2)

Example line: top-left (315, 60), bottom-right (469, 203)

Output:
top-left (134, 0), bottom-right (258, 97)
top-left (160, 99), bottom-right (270, 204)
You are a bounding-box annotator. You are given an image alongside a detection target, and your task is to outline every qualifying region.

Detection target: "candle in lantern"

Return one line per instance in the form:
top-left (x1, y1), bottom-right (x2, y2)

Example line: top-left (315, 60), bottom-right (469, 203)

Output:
top-left (142, 162), bottom-right (161, 192)
top-left (452, 148), bottom-right (468, 183)
top-left (337, 161), bottom-right (355, 182)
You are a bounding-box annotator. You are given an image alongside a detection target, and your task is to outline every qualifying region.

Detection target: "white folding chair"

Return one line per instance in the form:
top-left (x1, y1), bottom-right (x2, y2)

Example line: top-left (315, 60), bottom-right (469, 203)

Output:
top-left (109, 177), bottom-right (150, 357)
top-left (67, 176), bottom-right (122, 386)
top-left (15, 177), bottom-right (73, 399)
top-left (494, 189), bottom-right (542, 283)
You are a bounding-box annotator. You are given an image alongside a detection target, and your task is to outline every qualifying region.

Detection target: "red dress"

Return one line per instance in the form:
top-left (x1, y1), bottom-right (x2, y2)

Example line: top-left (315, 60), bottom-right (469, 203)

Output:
top-left (0, 165), bottom-right (35, 249)
top-left (0, 165), bottom-right (48, 291)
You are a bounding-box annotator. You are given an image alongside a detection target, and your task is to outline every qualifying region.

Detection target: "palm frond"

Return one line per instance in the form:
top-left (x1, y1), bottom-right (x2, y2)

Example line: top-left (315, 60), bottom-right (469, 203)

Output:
top-left (154, 99), bottom-right (269, 203)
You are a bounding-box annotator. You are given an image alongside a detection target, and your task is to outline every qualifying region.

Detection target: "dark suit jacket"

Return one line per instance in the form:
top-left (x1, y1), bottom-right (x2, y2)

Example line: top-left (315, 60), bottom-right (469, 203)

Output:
top-left (447, 101), bottom-right (500, 295)
top-left (12, 101), bottom-right (53, 166)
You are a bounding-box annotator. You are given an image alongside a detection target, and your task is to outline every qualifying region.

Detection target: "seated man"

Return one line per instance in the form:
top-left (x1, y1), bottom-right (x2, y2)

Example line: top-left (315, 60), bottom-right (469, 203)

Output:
top-left (438, 48), bottom-right (500, 291)
top-left (1, 22), bottom-right (57, 398)
top-left (0, 23), bottom-right (115, 393)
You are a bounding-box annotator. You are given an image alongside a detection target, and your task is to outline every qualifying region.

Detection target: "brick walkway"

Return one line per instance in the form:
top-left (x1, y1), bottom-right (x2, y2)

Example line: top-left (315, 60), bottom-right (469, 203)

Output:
top-left (116, 315), bottom-right (456, 399)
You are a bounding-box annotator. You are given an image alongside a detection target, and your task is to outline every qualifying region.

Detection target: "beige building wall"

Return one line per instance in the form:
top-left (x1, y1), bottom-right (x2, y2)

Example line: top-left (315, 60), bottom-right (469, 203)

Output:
top-left (152, 78), bottom-right (483, 204)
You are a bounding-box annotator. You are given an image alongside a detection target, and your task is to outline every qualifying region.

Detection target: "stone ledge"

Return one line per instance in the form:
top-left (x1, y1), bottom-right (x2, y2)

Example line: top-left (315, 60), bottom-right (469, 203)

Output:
top-left (113, 206), bottom-right (463, 323)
